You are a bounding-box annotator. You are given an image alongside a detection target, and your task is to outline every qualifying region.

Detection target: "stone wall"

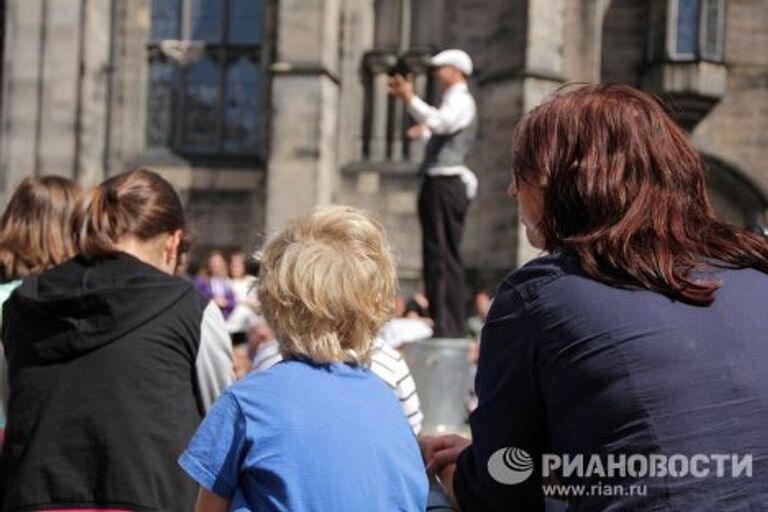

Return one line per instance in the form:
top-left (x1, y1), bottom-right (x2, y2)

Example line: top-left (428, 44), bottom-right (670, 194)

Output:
top-left (691, 0), bottom-right (768, 221)
top-left (264, 0), bottom-right (341, 234)
top-left (0, 0), bottom-right (268, 254)
top-left (2, 0), bottom-right (767, 271)
top-left (600, 0), bottom-right (647, 85)
top-left (0, 0), bottom-right (131, 194)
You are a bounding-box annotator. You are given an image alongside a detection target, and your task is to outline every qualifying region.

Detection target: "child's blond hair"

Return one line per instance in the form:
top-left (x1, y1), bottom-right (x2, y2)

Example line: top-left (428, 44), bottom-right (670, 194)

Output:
top-left (257, 206), bottom-right (397, 365)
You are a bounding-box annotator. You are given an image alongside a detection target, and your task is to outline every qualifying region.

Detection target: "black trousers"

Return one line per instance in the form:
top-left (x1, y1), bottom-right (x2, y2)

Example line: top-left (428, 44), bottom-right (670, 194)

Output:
top-left (418, 175), bottom-right (470, 338)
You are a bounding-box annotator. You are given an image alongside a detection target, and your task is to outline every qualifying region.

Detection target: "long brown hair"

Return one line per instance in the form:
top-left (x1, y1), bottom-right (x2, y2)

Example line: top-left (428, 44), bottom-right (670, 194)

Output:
top-left (77, 168), bottom-right (187, 259)
top-left (511, 84), bottom-right (768, 305)
top-left (0, 176), bottom-right (81, 281)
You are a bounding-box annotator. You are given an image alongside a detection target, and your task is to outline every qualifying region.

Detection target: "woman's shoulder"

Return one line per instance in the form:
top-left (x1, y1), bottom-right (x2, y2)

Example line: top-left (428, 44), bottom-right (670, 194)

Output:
top-left (489, 252), bottom-right (626, 332)
top-left (501, 252), bottom-right (582, 303)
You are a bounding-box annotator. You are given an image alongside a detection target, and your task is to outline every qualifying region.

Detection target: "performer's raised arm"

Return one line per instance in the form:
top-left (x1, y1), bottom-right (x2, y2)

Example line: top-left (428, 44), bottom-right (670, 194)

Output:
top-left (406, 88), bottom-right (474, 135)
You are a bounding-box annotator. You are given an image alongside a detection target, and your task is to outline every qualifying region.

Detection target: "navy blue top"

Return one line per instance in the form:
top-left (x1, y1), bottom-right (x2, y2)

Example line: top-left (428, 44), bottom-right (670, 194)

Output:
top-left (455, 252), bottom-right (768, 511)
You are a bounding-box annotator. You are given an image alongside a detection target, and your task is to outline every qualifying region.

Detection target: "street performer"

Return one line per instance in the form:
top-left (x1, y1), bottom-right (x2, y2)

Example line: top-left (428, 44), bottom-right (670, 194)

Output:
top-left (389, 49), bottom-right (477, 339)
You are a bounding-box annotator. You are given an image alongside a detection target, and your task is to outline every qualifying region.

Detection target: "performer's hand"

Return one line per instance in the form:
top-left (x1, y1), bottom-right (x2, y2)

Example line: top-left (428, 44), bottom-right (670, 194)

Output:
top-left (406, 124), bottom-right (426, 139)
top-left (388, 74), bottom-right (415, 102)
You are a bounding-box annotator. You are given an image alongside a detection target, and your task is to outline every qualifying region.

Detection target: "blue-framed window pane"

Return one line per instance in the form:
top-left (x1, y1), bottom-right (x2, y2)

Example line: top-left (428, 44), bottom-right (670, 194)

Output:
top-left (147, 0), bottom-right (264, 156)
top-left (701, 0), bottom-right (724, 61)
top-left (182, 56), bottom-right (221, 151)
top-left (224, 56), bottom-right (261, 151)
top-left (675, 0), bottom-right (700, 57)
top-left (150, 0), bottom-right (180, 42)
top-left (146, 60), bottom-right (177, 147)
top-left (191, 0), bottom-right (223, 42)
top-left (229, 0), bottom-right (263, 44)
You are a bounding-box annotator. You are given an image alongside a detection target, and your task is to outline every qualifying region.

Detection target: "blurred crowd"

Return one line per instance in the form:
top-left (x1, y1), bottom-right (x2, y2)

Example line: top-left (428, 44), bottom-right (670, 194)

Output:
top-left (183, 246), bottom-right (491, 384)
top-left (183, 246), bottom-right (491, 429)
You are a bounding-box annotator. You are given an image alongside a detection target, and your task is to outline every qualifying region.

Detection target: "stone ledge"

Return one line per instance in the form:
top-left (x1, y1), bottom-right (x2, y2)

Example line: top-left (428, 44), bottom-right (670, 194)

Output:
top-left (479, 67), bottom-right (566, 86)
top-left (342, 160), bottom-right (420, 178)
top-left (270, 61), bottom-right (340, 84)
top-left (643, 61), bottom-right (728, 130)
top-left (129, 152), bottom-right (265, 192)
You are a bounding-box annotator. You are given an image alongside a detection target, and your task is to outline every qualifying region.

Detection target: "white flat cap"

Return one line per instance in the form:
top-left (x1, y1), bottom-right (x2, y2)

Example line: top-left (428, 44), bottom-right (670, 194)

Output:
top-left (430, 49), bottom-right (473, 76)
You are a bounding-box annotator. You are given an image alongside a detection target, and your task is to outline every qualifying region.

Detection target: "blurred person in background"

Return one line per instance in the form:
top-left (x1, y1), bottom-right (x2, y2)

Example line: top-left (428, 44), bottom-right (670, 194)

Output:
top-left (0, 176), bottom-right (81, 444)
top-left (376, 296), bottom-right (433, 350)
top-left (404, 289), bottom-right (432, 321)
top-left (226, 251), bottom-right (259, 378)
top-left (466, 289), bottom-right (492, 340)
top-left (228, 251), bottom-right (257, 298)
top-left (175, 249), bottom-right (194, 280)
top-left (420, 84), bottom-right (768, 510)
top-left (248, 315), bottom-right (279, 371)
top-left (226, 250), bottom-right (259, 337)
top-left (195, 250), bottom-right (236, 320)
top-left (0, 169), bottom-right (234, 511)
top-left (179, 206), bottom-right (427, 511)
top-left (465, 289), bottom-right (493, 414)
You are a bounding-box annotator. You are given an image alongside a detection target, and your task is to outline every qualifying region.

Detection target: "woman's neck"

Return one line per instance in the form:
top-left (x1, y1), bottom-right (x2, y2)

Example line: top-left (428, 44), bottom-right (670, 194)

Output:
top-left (113, 237), bottom-right (165, 272)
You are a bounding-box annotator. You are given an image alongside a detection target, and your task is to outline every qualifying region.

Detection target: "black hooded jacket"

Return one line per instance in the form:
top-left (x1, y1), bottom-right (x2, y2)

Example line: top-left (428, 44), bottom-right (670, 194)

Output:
top-left (0, 253), bottom-right (234, 511)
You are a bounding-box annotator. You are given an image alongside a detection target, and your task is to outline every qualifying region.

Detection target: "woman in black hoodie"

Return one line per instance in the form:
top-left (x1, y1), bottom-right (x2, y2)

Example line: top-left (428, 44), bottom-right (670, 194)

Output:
top-left (0, 169), bottom-right (234, 512)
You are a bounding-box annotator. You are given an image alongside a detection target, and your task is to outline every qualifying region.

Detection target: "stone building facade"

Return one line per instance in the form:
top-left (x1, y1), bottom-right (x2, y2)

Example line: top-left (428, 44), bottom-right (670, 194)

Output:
top-left (1, 0), bottom-right (767, 293)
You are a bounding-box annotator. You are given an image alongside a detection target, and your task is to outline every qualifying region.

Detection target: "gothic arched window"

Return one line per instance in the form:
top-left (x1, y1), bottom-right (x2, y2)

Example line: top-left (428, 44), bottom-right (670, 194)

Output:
top-left (146, 0), bottom-right (264, 157)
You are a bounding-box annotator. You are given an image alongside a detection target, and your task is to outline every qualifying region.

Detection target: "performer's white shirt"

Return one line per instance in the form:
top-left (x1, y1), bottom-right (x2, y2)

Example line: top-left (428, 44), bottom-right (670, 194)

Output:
top-left (407, 81), bottom-right (478, 199)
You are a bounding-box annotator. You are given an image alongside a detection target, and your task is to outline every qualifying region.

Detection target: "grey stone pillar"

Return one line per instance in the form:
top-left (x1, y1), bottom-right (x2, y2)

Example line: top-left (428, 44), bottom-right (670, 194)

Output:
top-left (563, 0), bottom-right (610, 83)
top-left (0, 0), bottom-right (141, 200)
top-left (336, 0), bottom-right (375, 166)
top-left (0, 0), bottom-right (49, 195)
top-left (364, 51), bottom-right (397, 161)
top-left (265, 0), bottom-right (343, 234)
top-left (464, 0), bottom-right (566, 273)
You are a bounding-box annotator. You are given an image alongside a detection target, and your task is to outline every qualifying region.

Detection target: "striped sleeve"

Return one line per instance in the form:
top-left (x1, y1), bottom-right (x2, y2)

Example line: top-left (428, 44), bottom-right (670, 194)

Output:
top-left (371, 343), bottom-right (424, 435)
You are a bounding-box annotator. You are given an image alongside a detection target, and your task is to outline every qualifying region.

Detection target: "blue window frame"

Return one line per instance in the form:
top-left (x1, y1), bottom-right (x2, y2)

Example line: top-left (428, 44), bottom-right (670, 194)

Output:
top-left (669, 0), bottom-right (725, 62)
top-left (146, 0), bottom-right (264, 157)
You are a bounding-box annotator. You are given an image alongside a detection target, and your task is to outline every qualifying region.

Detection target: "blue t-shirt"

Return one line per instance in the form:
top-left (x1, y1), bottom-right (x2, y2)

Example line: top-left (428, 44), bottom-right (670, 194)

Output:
top-left (179, 359), bottom-right (428, 512)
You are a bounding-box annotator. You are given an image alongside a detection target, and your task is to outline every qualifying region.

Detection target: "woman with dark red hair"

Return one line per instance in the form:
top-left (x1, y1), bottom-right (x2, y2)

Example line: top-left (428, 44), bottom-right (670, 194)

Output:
top-left (420, 84), bottom-right (768, 511)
